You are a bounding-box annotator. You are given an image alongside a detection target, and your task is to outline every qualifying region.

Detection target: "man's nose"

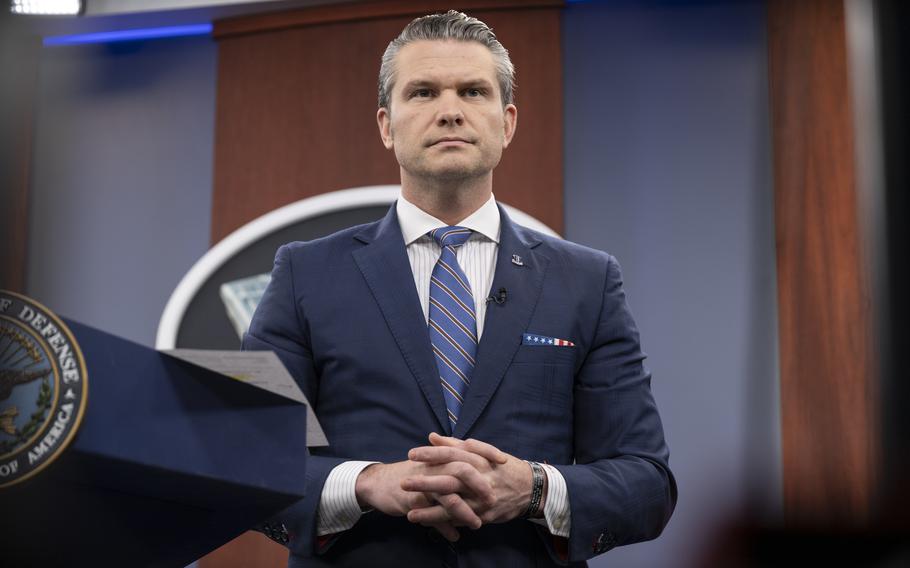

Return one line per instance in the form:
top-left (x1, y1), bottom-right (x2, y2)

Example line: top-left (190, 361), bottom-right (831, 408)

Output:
top-left (435, 92), bottom-right (464, 127)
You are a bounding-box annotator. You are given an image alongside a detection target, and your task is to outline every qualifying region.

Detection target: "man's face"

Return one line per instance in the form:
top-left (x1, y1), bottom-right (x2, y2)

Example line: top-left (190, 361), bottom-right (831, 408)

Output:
top-left (377, 40), bottom-right (517, 182)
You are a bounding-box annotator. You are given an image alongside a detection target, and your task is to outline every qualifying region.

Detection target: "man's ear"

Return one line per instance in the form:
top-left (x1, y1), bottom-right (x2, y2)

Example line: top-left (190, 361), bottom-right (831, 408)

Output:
top-left (377, 107), bottom-right (394, 149)
top-left (502, 104), bottom-right (518, 149)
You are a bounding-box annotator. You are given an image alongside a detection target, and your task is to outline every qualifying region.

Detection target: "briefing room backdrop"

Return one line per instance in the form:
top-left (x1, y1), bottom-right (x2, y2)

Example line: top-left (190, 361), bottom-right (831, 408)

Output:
top-left (19, 1), bottom-right (794, 567)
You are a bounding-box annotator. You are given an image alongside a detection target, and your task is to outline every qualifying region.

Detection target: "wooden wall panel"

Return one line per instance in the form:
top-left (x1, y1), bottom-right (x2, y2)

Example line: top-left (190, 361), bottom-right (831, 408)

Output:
top-left (767, 0), bottom-right (877, 525)
top-left (200, 532), bottom-right (289, 567)
top-left (211, 0), bottom-right (563, 243)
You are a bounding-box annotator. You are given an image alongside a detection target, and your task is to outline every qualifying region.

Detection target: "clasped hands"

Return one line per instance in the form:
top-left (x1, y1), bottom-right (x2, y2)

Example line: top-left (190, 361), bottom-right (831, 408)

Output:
top-left (354, 432), bottom-right (543, 542)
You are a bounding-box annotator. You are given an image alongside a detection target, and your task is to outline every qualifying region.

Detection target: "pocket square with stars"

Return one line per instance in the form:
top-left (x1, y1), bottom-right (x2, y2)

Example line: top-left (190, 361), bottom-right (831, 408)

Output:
top-left (522, 333), bottom-right (575, 347)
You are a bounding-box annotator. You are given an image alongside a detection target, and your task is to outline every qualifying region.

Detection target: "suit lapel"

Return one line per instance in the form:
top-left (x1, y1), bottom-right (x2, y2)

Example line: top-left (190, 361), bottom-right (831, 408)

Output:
top-left (351, 205), bottom-right (451, 434)
top-left (453, 206), bottom-right (549, 439)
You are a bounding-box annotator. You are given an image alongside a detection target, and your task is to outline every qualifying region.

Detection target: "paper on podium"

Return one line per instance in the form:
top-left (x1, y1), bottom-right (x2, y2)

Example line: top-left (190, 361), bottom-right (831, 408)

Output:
top-left (162, 349), bottom-right (327, 447)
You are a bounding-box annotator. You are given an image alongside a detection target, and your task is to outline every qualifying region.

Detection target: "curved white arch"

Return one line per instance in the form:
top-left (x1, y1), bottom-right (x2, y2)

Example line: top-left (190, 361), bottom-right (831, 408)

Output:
top-left (156, 185), bottom-right (561, 349)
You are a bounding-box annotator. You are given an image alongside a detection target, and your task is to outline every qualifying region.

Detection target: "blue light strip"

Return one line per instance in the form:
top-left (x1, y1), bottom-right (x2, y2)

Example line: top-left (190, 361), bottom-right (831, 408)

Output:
top-left (43, 23), bottom-right (213, 46)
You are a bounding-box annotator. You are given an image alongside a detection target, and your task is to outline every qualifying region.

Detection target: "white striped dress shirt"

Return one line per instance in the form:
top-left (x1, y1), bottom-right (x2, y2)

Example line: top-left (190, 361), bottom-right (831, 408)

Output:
top-left (316, 194), bottom-right (570, 538)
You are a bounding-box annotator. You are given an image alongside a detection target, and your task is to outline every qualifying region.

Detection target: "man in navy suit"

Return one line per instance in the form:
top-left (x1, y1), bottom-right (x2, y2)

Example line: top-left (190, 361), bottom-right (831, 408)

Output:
top-left (244, 10), bottom-right (676, 567)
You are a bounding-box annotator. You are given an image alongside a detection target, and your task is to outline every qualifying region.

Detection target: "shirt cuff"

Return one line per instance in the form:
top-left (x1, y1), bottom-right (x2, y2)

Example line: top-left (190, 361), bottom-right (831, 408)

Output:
top-left (316, 460), bottom-right (379, 536)
top-left (529, 463), bottom-right (571, 537)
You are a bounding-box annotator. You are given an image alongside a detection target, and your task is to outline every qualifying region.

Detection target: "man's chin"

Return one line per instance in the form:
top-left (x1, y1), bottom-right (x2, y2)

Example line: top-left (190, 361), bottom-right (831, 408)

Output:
top-left (413, 160), bottom-right (494, 182)
top-left (426, 167), bottom-right (484, 182)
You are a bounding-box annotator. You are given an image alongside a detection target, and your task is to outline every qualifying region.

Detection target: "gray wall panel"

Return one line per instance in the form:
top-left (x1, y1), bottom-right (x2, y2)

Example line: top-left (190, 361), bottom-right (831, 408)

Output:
top-left (563, 1), bottom-right (780, 566)
top-left (27, 36), bottom-right (216, 347)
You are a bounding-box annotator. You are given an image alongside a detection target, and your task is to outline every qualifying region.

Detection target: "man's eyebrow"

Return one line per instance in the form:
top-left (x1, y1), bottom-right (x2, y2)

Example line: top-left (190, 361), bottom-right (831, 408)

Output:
top-left (401, 79), bottom-right (437, 90)
top-left (400, 78), bottom-right (495, 90)
top-left (458, 78), bottom-right (495, 88)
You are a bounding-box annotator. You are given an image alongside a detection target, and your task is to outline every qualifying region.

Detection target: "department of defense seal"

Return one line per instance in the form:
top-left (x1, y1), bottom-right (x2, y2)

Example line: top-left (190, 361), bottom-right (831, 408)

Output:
top-left (0, 290), bottom-right (87, 488)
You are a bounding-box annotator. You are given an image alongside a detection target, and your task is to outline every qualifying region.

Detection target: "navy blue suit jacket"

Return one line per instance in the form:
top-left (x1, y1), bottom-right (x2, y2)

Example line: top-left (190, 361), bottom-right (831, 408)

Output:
top-left (243, 204), bottom-right (676, 567)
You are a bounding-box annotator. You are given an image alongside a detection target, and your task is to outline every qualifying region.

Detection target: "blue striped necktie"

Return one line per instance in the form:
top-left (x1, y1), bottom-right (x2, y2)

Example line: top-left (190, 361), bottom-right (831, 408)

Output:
top-left (428, 226), bottom-right (477, 430)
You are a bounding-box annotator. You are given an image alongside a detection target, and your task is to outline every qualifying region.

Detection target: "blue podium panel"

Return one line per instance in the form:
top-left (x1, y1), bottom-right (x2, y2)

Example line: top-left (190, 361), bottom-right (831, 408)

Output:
top-left (0, 320), bottom-right (307, 566)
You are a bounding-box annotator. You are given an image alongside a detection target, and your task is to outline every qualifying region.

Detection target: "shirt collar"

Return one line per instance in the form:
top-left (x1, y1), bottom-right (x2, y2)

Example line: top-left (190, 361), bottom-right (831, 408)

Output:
top-left (396, 193), bottom-right (501, 246)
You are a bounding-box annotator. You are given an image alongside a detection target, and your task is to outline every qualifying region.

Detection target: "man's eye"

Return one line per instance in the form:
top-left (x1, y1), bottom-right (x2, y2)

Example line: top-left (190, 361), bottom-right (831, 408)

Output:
top-left (464, 88), bottom-right (483, 97)
top-left (411, 89), bottom-right (432, 98)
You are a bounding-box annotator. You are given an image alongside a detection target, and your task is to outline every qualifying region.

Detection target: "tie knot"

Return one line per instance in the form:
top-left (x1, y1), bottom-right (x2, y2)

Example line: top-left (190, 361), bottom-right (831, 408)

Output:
top-left (430, 226), bottom-right (472, 249)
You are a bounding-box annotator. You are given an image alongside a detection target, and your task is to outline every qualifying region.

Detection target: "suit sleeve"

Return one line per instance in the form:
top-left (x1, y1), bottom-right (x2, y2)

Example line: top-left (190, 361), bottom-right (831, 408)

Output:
top-left (242, 244), bottom-right (347, 557)
top-left (549, 254), bottom-right (677, 562)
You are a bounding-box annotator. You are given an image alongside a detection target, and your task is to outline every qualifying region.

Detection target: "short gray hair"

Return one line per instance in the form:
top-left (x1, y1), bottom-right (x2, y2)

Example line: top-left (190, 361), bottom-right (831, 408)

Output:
top-left (378, 10), bottom-right (515, 109)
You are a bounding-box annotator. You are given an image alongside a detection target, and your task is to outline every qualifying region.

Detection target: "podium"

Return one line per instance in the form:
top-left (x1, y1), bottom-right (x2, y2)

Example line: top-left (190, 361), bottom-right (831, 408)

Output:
top-left (0, 319), bottom-right (308, 567)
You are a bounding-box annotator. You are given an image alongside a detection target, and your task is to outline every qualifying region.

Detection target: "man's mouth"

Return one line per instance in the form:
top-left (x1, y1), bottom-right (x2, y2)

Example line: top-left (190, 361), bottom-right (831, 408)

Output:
top-left (429, 137), bottom-right (473, 147)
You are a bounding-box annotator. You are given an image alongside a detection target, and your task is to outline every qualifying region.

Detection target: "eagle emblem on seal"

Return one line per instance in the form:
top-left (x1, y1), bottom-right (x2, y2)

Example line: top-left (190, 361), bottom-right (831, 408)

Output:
top-left (0, 291), bottom-right (87, 488)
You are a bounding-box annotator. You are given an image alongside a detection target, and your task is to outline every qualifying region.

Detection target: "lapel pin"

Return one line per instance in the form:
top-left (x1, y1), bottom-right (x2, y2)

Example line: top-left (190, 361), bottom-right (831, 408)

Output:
top-left (511, 254), bottom-right (524, 266)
